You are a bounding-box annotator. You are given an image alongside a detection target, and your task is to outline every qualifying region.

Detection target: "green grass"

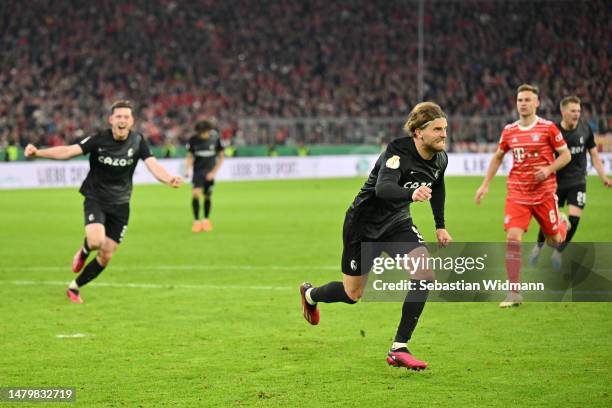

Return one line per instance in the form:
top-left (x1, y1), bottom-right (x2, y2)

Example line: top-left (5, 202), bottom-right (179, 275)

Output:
top-left (0, 176), bottom-right (611, 407)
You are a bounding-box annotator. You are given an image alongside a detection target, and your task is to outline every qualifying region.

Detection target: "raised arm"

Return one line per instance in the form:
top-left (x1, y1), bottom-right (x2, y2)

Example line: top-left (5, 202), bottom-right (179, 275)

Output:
top-left (144, 156), bottom-right (182, 188)
top-left (375, 153), bottom-right (433, 203)
top-left (24, 144), bottom-right (83, 160)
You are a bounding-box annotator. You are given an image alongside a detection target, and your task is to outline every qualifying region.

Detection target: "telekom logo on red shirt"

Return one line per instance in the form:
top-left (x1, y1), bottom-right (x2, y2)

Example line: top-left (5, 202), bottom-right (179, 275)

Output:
top-left (512, 147), bottom-right (525, 163)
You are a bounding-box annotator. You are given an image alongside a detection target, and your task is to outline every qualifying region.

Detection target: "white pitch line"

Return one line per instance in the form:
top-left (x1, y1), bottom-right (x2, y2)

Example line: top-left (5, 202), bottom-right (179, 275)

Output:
top-left (56, 333), bottom-right (91, 338)
top-left (1, 280), bottom-right (292, 291)
top-left (0, 264), bottom-right (338, 272)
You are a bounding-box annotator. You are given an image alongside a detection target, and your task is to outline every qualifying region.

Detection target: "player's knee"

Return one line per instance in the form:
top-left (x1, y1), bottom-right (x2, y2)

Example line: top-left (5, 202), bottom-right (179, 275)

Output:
top-left (411, 267), bottom-right (435, 281)
top-left (87, 237), bottom-right (104, 250)
top-left (506, 234), bottom-right (522, 243)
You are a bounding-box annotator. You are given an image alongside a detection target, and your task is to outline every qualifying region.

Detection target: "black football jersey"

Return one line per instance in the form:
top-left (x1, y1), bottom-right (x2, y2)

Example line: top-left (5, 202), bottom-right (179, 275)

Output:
top-left (186, 130), bottom-right (224, 174)
top-left (78, 129), bottom-right (153, 204)
top-left (555, 120), bottom-right (596, 187)
top-left (348, 137), bottom-right (447, 239)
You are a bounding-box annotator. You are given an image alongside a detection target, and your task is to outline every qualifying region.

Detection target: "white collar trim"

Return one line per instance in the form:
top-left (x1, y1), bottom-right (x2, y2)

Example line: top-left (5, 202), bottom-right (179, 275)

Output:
top-left (518, 116), bottom-right (539, 131)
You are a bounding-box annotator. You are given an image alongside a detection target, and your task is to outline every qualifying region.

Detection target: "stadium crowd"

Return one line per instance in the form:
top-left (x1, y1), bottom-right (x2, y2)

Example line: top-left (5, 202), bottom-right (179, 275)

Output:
top-left (0, 0), bottom-right (609, 151)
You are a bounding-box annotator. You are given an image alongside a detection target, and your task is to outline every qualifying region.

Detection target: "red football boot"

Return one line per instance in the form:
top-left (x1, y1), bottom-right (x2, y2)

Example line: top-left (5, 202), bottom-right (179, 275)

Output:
top-left (299, 282), bottom-right (319, 325)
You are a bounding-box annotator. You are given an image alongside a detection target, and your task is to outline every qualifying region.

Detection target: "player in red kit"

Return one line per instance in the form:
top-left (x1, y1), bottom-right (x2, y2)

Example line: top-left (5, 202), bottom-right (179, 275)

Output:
top-left (475, 84), bottom-right (571, 307)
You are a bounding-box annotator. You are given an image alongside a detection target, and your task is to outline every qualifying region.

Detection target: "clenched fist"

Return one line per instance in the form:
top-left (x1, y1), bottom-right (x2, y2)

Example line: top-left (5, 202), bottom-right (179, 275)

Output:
top-left (412, 186), bottom-right (432, 202)
top-left (24, 144), bottom-right (38, 158)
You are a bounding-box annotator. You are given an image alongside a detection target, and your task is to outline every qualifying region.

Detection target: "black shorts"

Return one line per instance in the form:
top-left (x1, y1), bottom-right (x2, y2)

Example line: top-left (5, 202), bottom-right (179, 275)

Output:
top-left (341, 213), bottom-right (426, 276)
top-left (83, 198), bottom-right (130, 243)
top-left (557, 183), bottom-right (587, 209)
top-left (192, 172), bottom-right (215, 193)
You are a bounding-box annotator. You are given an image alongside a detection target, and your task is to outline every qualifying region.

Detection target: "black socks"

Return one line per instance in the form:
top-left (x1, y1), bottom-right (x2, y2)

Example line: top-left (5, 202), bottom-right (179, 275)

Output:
top-left (537, 215), bottom-right (580, 252)
top-left (192, 198), bottom-right (200, 220)
top-left (204, 197), bottom-right (212, 218)
top-left (82, 237), bottom-right (91, 256)
top-left (193, 197), bottom-right (212, 219)
top-left (537, 230), bottom-right (545, 248)
top-left (310, 281), bottom-right (357, 304)
top-left (558, 215), bottom-right (580, 252)
top-left (76, 259), bottom-right (105, 287)
top-left (394, 280), bottom-right (430, 343)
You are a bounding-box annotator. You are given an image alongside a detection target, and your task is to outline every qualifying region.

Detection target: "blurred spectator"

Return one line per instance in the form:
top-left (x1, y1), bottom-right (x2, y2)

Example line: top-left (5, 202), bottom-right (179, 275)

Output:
top-left (297, 142), bottom-right (310, 157)
top-left (267, 143), bottom-right (279, 157)
top-left (0, 0), bottom-right (608, 151)
top-left (162, 139), bottom-right (177, 158)
top-left (5, 140), bottom-right (19, 161)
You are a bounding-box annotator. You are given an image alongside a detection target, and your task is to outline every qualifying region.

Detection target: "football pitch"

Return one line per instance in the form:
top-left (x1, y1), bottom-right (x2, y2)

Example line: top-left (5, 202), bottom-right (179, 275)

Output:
top-left (1, 176), bottom-right (611, 407)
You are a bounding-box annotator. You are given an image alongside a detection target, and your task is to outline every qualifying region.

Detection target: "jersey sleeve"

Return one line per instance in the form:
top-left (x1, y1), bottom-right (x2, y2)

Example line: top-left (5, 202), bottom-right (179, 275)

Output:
top-left (186, 136), bottom-right (195, 153)
top-left (586, 124), bottom-right (596, 150)
top-left (498, 128), bottom-right (510, 152)
top-left (78, 132), bottom-right (99, 154)
top-left (375, 143), bottom-right (413, 202)
top-left (430, 177), bottom-right (445, 229)
top-left (549, 123), bottom-right (567, 150)
top-left (429, 152), bottom-right (447, 229)
top-left (138, 136), bottom-right (154, 160)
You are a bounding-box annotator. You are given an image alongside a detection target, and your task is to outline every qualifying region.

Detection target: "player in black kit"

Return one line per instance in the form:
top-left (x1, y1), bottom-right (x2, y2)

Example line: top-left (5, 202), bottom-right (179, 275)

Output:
top-left (530, 96), bottom-right (611, 269)
top-left (185, 120), bottom-right (225, 232)
top-left (24, 100), bottom-right (182, 303)
top-left (299, 102), bottom-right (452, 370)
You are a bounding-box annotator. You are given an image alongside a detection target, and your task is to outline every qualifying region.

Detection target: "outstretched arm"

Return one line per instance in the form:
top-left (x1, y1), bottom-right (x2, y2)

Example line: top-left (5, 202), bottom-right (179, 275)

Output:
top-left (144, 156), bottom-right (182, 188)
top-left (24, 144), bottom-right (83, 160)
top-left (589, 147), bottom-right (612, 187)
top-left (475, 148), bottom-right (505, 204)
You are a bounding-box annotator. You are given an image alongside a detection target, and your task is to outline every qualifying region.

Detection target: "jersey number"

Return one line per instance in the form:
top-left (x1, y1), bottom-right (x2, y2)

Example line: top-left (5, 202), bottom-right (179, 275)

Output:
top-left (577, 192), bottom-right (586, 206)
top-left (512, 147), bottom-right (525, 163)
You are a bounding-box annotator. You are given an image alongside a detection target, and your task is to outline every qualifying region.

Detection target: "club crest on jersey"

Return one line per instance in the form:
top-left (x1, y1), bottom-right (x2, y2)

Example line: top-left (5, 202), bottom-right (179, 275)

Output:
top-left (512, 137), bottom-right (518, 143)
top-left (386, 155), bottom-right (400, 169)
top-left (531, 134), bottom-right (541, 142)
top-left (127, 148), bottom-right (134, 157)
top-left (555, 134), bottom-right (563, 142)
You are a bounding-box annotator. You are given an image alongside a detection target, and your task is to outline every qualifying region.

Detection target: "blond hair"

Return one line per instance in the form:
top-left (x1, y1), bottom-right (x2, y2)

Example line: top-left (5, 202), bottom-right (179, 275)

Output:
top-left (517, 84), bottom-right (539, 96)
top-left (403, 102), bottom-right (447, 137)
top-left (560, 95), bottom-right (581, 108)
